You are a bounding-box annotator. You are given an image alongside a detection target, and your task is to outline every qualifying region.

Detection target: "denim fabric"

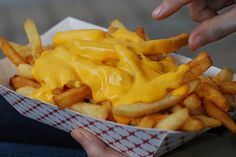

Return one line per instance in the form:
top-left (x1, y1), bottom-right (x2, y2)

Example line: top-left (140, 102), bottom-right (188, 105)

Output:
top-left (0, 95), bottom-right (87, 156)
top-left (0, 142), bottom-right (87, 157)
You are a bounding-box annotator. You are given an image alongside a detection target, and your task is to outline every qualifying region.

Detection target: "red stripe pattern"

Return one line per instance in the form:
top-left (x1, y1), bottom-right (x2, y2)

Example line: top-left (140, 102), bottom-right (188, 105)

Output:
top-left (0, 86), bottom-right (200, 157)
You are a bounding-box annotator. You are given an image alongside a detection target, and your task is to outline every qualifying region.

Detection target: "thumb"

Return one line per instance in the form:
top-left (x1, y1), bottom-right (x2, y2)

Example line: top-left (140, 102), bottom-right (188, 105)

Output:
top-left (189, 6), bottom-right (236, 50)
top-left (71, 128), bottom-right (125, 157)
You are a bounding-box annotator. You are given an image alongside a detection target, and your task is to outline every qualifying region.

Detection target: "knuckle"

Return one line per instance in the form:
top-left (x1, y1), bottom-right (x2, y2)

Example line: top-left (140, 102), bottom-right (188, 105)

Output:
top-left (211, 27), bottom-right (228, 40)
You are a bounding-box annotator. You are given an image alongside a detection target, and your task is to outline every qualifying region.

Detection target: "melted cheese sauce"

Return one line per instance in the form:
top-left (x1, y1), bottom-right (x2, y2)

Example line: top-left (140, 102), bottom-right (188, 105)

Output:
top-left (31, 28), bottom-right (189, 106)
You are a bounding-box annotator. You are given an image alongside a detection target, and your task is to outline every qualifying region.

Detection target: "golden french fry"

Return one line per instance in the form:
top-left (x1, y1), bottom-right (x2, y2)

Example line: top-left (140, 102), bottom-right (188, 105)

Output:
top-left (203, 99), bottom-right (236, 133)
top-left (155, 108), bottom-right (189, 130)
top-left (100, 100), bottom-right (115, 121)
top-left (25, 56), bottom-right (35, 65)
top-left (70, 103), bottom-right (108, 120)
top-left (64, 80), bottom-right (81, 89)
top-left (43, 45), bottom-right (54, 51)
top-left (130, 33), bottom-right (189, 55)
top-left (199, 75), bottom-right (218, 88)
top-left (16, 86), bottom-right (36, 96)
top-left (10, 42), bottom-right (32, 59)
top-left (180, 117), bottom-right (205, 132)
top-left (110, 19), bottom-right (126, 29)
top-left (10, 76), bottom-right (40, 90)
top-left (182, 93), bottom-right (201, 110)
top-left (0, 38), bottom-right (26, 66)
top-left (190, 106), bottom-right (205, 115)
top-left (212, 68), bottom-right (233, 83)
top-left (137, 114), bottom-right (168, 128)
top-left (135, 27), bottom-right (148, 40)
top-left (130, 118), bottom-right (142, 126)
top-left (170, 104), bottom-right (183, 113)
top-left (52, 88), bottom-right (64, 96)
top-left (137, 115), bottom-right (157, 128)
top-left (17, 64), bottom-right (33, 79)
top-left (224, 94), bottom-right (236, 110)
top-left (194, 114), bottom-right (222, 128)
top-left (113, 79), bottom-right (200, 118)
top-left (196, 82), bottom-right (229, 112)
top-left (218, 81), bottom-right (236, 94)
top-left (146, 54), bottom-right (166, 61)
top-left (113, 115), bottom-right (135, 124)
top-left (183, 52), bottom-right (212, 83)
top-left (53, 85), bottom-right (92, 109)
top-left (24, 19), bottom-right (43, 59)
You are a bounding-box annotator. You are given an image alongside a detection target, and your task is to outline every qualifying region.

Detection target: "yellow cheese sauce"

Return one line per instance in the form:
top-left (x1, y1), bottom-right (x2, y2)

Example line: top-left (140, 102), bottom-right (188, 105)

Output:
top-left (31, 28), bottom-right (189, 106)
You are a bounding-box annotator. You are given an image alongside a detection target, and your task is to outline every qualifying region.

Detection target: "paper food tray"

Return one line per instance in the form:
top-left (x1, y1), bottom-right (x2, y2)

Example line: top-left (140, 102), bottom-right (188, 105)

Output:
top-left (0, 17), bottom-right (235, 157)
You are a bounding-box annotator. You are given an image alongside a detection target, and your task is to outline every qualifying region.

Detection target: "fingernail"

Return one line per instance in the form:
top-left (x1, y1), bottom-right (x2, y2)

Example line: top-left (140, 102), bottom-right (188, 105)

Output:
top-left (152, 5), bottom-right (162, 17)
top-left (191, 35), bottom-right (205, 50)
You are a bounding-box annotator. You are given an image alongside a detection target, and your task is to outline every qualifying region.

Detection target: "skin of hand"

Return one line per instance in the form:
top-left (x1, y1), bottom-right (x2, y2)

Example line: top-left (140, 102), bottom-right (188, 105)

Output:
top-left (71, 128), bottom-right (126, 157)
top-left (152, 0), bottom-right (236, 50)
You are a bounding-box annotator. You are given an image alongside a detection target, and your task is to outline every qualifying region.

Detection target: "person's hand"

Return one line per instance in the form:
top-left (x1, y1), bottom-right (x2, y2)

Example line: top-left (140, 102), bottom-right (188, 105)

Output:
top-left (152, 0), bottom-right (236, 50)
top-left (71, 128), bottom-right (126, 157)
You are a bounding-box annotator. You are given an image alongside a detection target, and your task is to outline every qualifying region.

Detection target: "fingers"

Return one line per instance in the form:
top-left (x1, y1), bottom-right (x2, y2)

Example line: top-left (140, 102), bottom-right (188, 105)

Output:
top-left (152, 0), bottom-right (194, 19)
top-left (189, 6), bottom-right (236, 50)
top-left (188, 0), bottom-right (218, 23)
top-left (71, 128), bottom-right (125, 157)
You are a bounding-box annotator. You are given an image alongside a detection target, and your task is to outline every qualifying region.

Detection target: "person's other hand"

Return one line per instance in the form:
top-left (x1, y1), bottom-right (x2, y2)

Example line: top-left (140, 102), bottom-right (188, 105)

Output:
top-left (71, 128), bottom-right (126, 157)
top-left (152, 0), bottom-right (236, 50)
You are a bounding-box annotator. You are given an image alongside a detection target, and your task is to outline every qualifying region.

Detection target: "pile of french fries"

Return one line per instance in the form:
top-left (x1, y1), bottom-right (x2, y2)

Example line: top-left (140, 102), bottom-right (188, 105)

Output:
top-left (1, 19), bottom-right (236, 133)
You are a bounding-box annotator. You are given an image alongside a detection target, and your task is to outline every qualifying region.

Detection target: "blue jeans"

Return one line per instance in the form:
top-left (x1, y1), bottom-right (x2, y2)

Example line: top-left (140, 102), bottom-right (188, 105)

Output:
top-left (0, 95), bottom-right (87, 157)
top-left (0, 142), bottom-right (87, 157)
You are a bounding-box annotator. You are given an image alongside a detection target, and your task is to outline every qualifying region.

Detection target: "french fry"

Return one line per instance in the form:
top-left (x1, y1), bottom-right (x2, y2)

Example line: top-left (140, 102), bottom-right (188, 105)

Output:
top-left (25, 56), bottom-right (34, 65)
top-left (190, 106), bottom-right (205, 115)
top-left (0, 38), bottom-right (26, 66)
top-left (135, 27), bottom-right (148, 40)
top-left (137, 115), bottom-right (157, 128)
top-left (113, 79), bottom-right (200, 118)
top-left (109, 19), bottom-right (127, 30)
top-left (155, 108), bottom-right (189, 130)
top-left (203, 99), bottom-right (236, 133)
top-left (183, 52), bottom-right (212, 83)
top-left (130, 33), bottom-right (189, 55)
top-left (146, 54), bottom-right (166, 61)
top-left (180, 117), bottom-right (205, 132)
top-left (24, 19), bottom-right (43, 59)
top-left (218, 81), bottom-right (236, 94)
top-left (194, 114), bottom-right (222, 128)
top-left (212, 68), bottom-right (233, 83)
top-left (52, 88), bottom-right (64, 96)
top-left (170, 104), bottom-right (183, 113)
top-left (16, 86), bottom-right (36, 96)
top-left (17, 64), bottom-right (33, 79)
top-left (224, 94), bottom-right (236, 110)
top-left (53, 85), bottom-right (92, 109)
top-left (100, 100), bottom-right (115, 121)
top-left (182, 93), bottom-right (201, 110)
top-left (196, 82), bottom-right (229, 112)
top-left (137, 114), bottom-right (168, 128)
top-left (10, 76), bottom-right (40, 90)
top-left (64, 80), bottom-right (81, 89)
top-left (10, 42), bottom-right (32, 59)
top-left (130, 118), bottom-right (142, 126)
top-left (70, 102), bottom-right (108, 120)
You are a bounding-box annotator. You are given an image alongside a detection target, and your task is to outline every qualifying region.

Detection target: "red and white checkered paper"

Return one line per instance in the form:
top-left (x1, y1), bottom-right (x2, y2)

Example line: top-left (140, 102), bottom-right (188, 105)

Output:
top-left (0, 17), bottom-right (235, 157)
